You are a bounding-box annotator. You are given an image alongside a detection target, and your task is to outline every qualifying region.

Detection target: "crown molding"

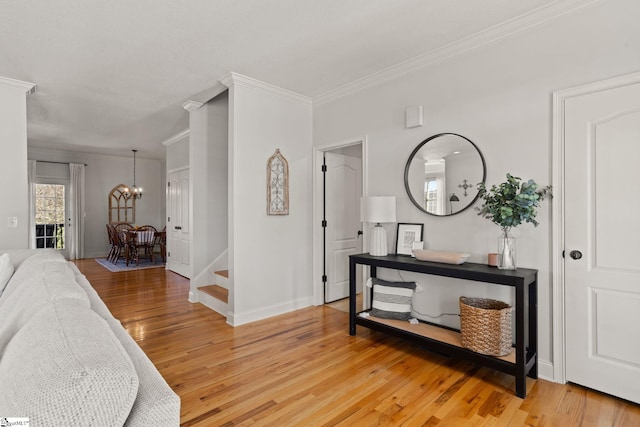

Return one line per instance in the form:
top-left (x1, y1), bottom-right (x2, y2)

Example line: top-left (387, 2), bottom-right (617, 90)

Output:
top-left (161, 129), bottom-right (190, 147)
top-left (0, 76), bottom-right (36, 95)
top-left (219, 72), bottom-right (311, 105)
top-left (195, 81), bottom-right (229, 104)
top-left (182, 100), bottom-right (204, 112)
top-left (314, 0), bottom-right (601, 105)
top-left (28, 145), bottom-right (158, 163)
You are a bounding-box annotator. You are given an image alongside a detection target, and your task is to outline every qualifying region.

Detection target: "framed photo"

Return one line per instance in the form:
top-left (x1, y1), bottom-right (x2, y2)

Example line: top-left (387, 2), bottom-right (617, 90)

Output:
top-left (395, 223), bottom-right (424, 256)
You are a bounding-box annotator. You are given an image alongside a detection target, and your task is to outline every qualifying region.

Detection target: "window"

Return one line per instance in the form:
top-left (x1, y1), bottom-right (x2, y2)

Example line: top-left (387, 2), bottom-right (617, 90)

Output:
top-left (424, 178), bottom-right (439, 213)
top-left (35, 183), bottom-right (65, 249)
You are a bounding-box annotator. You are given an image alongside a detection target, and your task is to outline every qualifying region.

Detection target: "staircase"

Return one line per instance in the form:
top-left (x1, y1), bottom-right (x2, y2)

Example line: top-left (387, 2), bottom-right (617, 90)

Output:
top-left (197, 270), bottom-right (228, 317)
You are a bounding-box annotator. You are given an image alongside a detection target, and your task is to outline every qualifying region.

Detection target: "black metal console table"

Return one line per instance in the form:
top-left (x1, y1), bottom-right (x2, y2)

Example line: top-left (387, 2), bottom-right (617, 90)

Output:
top-left (349, 253), bottom-right (537, 398)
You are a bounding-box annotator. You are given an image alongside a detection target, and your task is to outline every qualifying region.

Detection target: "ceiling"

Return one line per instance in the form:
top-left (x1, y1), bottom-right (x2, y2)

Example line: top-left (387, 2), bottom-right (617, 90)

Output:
top-left (1, 0), bottom-right (580, 159)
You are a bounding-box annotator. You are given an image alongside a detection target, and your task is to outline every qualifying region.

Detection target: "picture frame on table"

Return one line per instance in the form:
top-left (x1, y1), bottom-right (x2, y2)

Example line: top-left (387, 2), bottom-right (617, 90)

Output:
top-left (395, 223), bottom-right (424, 256)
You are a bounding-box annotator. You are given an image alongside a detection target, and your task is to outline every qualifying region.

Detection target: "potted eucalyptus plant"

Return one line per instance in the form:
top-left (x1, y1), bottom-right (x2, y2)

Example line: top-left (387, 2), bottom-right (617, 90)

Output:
top-left (476, 174), bottom-right (551, 269)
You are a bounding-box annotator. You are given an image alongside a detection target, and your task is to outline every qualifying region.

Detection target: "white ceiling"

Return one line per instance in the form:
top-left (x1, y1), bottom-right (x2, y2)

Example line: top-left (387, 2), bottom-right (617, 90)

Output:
top-left (0, 0), bottom-right (583, 159)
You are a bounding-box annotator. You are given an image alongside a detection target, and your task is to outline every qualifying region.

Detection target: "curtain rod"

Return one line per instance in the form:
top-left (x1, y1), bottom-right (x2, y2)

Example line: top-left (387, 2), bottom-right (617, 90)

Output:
top-left (36, 160), bottom-right (88, 166)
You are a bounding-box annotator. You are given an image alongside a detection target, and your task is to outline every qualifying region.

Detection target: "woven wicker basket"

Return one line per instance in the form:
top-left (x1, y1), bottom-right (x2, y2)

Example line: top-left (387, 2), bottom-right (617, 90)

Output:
top-left (459, 296), bottom-right (513, 356)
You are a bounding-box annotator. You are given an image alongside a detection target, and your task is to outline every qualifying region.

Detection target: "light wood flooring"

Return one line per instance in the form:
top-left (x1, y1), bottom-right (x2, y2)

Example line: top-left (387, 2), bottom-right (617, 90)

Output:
top-left (73, 259), bottom-right (640, 426)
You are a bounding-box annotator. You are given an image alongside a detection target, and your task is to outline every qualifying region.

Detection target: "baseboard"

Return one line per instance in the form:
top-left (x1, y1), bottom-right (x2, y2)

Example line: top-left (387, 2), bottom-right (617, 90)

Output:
top-left (537, 359), bottom-right (556, 382)
top-left (227, 296), bottom-right (313, 327)
top-left (84, 251), bottom-right (109, 259)
top-left (188, 291), bottom-right (197, 303)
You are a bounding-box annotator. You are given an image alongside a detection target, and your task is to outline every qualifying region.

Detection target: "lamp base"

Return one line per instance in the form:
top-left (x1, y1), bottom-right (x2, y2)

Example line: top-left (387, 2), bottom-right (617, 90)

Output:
top-left (369, 224), bottom-right (388, 256)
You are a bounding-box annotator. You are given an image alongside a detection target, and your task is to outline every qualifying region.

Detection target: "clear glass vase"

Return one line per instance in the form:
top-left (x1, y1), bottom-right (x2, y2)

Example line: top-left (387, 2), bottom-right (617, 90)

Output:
top-left (498, 228), bottom-right (516, 270)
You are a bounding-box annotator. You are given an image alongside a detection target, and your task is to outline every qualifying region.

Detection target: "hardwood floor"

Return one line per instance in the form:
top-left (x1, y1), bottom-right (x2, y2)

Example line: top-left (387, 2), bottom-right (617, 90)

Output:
top-left (73, 259), bottom-right (640, 426)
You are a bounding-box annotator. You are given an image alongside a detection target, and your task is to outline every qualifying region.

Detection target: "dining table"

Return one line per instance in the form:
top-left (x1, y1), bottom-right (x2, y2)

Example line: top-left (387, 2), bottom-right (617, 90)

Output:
top-left (123, 228), bottom-right (166, 265)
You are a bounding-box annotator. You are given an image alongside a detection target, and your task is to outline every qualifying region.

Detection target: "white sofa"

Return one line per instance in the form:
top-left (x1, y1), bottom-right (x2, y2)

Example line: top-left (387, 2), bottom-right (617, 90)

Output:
top-left (0, 249), bottom-right (180, 426)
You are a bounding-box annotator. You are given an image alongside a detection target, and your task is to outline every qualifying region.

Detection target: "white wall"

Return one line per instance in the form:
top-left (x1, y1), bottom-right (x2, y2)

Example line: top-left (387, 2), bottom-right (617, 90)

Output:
top-left (189, 92), bottom-right (229, 292)
top-left (313, 0), bottom-right (640, 380)
top-left (28, 147), bottom-right (165, 258)
top-left (224, 74), bottom-right (313, 326)
top-left (446, 151), bottom-right (477, 214)
top-left (166, 134), bottom-right (189, 171)
top-left (0, 79), bottom-right (32, 250)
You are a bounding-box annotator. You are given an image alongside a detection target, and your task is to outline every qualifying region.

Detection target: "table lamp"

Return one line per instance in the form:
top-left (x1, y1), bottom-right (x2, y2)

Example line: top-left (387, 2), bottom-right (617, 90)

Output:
top-left (361, 196), bottom-right (396, 256)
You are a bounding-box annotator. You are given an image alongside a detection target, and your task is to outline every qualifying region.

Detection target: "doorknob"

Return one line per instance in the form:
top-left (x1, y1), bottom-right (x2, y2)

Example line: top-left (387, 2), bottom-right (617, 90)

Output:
top-left (357, 230), bottom-right (363, 238)
top-left (175, 226), bottom-right (182, 230)
top-left (570, 250), bottom-right (582, 260)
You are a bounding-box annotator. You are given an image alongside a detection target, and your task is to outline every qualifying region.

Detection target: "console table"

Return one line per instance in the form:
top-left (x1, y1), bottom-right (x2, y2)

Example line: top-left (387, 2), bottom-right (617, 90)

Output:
top-left (349, 253), bottom-right (537, 398)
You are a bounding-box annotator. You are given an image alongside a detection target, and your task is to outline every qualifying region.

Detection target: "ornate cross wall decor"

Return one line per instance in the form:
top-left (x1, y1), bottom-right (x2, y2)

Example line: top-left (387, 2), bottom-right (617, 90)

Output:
top-left (458, 179), bottom-right (472, 197)
top-left (267, 149), bottom-right (289, 215)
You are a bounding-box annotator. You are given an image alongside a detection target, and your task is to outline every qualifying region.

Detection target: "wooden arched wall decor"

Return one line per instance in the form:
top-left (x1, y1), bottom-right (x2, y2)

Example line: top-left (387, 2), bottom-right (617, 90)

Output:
top-left (109, 184), bottom-right (135, 224)
top-left (267, 149), bottom-right (289, 215)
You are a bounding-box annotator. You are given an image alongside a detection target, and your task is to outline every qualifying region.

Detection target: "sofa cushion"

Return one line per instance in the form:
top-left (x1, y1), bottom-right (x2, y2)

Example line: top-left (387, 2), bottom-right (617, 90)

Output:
top-left (106, 318), bottom-right (181, 426)
top-left (0, 299), bottom-right (139, 426)
top-left (3, 249), bottom-right (68, 296)
top-left (68, 263), bottom-right (115, 320)
top-left (0, 260), bottom-right (90, 351)
top-left (0, 253), bottom-right (14, 296)
top-left (1, 249), bottom-right (41, 270)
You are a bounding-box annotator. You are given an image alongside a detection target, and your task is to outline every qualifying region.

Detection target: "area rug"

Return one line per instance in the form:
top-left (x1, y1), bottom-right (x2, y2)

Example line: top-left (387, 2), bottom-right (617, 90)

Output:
top-left (95, 257), bottom-right (166, 272)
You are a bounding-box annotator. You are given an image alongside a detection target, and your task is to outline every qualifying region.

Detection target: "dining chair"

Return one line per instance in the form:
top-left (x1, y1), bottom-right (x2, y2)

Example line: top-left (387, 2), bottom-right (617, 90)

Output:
top-left (106, 224), bottom-right (116, 262)
top-left (113, 222), bottom-right (133, 234)
top-left (107, 224), bottom-right (127, 264)
top-left (154, 226), bottom-right (167, 263)
top-left (113, 223), bottom-right (133, 253)
top-left (129, 225), bottom-right (157, 266)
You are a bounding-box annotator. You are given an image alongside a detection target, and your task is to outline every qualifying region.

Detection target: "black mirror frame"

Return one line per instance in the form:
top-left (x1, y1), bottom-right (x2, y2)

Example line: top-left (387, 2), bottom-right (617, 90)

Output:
top-left (403, 133), bottom-right (487, 217)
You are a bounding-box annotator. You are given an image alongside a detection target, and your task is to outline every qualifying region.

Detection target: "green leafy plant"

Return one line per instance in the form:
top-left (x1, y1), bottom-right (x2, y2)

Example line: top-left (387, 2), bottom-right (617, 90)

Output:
top-left (476, 174), bottom-right (552, 230)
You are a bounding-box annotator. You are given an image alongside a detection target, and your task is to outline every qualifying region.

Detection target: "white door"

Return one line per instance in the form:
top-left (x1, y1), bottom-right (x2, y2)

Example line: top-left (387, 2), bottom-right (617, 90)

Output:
top-left (325, 151), bottom-right (362, 302)
top-left (34, 179), bottom-right (69, 259)
top-left (564, 76), bottom-right (640, 403)
top-left (167, 169), bottom-right (191, 278)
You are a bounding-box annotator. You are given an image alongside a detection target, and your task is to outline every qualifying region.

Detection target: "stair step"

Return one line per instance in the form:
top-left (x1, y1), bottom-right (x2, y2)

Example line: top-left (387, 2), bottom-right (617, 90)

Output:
top-left (198, 285), bottom-right (228, 303)
top-left (215, 270), bottom-right (229, 278)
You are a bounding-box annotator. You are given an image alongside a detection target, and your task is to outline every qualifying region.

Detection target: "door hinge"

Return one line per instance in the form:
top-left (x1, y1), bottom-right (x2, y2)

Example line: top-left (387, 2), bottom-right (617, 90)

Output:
top-left (322, 220), bottom-right (327, 227)
top-left (167, 216), bottom-right (170, 222)
top-left (167, 181), bottom-right (171, 187)
top-left (562, 250), bottom-right (565, 258)
top-left (322, 275), bottom-right (327, 283)
top-left (321, 164), bottom-right (327, 172)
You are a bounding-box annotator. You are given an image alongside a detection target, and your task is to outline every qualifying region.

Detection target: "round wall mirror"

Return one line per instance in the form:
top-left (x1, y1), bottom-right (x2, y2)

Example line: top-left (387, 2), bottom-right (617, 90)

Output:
top-left (404, 133), bottom-right (486, 216)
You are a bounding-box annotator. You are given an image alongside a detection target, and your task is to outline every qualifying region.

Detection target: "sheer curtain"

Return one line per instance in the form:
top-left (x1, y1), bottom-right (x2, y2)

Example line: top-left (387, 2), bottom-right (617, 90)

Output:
top-left (28, 160), bottom-right (37, 249)
top-left (68, 163), bottom-right (86, 260)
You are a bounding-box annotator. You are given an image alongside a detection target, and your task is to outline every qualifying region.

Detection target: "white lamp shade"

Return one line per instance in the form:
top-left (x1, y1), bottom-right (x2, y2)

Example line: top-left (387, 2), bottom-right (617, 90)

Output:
top-left (361, 196), bottom-right (396, 224)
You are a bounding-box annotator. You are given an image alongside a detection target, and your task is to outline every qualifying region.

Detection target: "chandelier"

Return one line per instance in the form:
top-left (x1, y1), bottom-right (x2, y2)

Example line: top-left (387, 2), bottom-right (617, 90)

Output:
top-left (124, 149), bottom-right (143, 200)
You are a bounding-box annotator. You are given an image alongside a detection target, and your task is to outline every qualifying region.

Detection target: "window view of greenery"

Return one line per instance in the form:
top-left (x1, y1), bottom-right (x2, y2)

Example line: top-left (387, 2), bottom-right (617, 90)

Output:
top-left (35, 184), bottom-right (65, 249)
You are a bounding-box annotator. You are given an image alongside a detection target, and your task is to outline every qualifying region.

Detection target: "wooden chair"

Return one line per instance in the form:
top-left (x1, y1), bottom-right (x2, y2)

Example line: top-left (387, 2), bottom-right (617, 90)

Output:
top-left (106, 224), bottom-right (116, 262)
top-left (113, 223), bottom-right (133, 256)
top-left (129, 225), bottom-right (157, 266)
top-left (153, 226), bottom-right (167, 263)
top-left (107, 224), bottom-right (127, 264)
top-left (113, 222), bottom-right (133, 234)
